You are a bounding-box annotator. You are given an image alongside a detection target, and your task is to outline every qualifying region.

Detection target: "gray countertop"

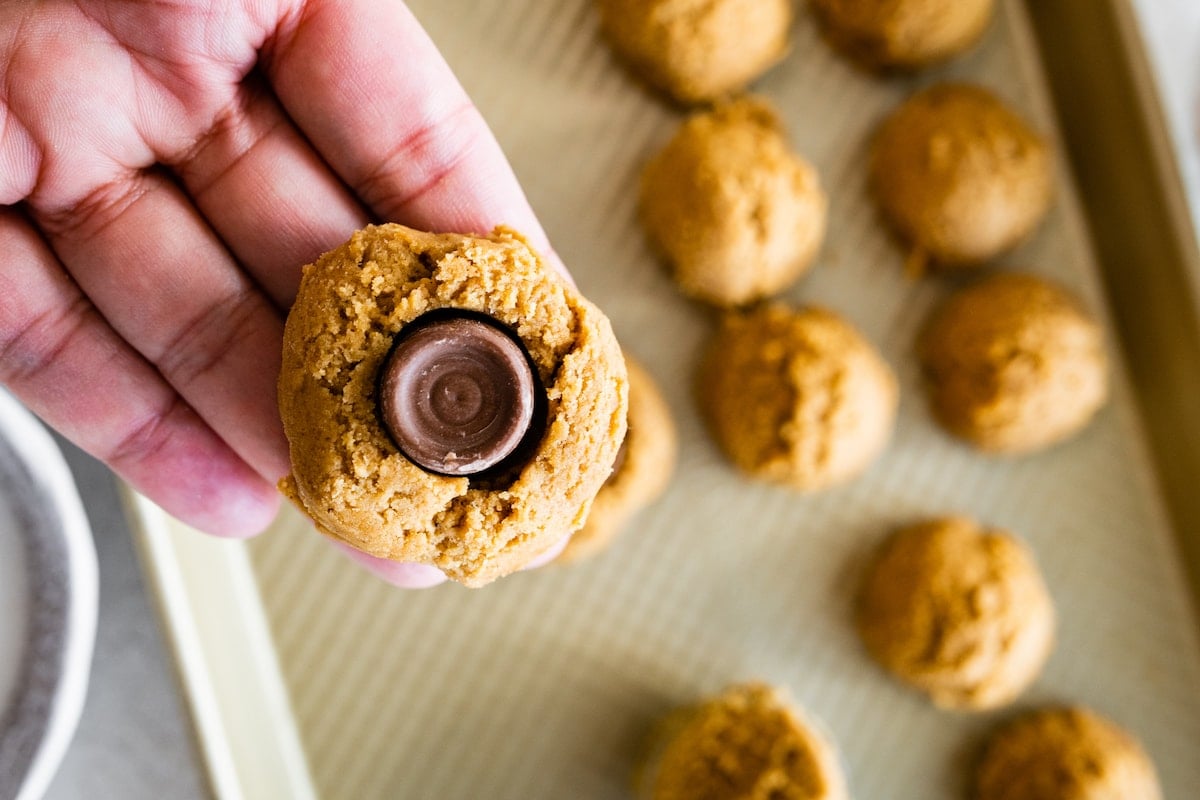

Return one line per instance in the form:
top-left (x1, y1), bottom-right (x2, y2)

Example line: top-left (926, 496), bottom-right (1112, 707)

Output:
top-left (44, 440), bottom-right (207, 800)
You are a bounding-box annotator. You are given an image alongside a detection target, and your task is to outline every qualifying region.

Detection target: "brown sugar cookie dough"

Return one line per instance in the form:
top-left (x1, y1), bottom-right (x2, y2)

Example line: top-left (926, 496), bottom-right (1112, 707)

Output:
top-left (976, 707), bottom-right (1162, 800)
top-left (917, 272), bottom-right (1108, 454)
top-left (278, 224), bottom-right (628, 587)
top-left (856, 517), bottom-right (1055, 711)
top-left (558, 354), bottom-right (677, 563)
top-left (870, 83), bottom-right (1053, 272)
top-left (640, 98), bottom-right (827, 307)
top-left (698, 303), bottom-right (896, 491)
top-left (635, 683), bottom-right (849, 800)
top-left (811, 0), bottom-right (995, 71)
top-left (595, 0), bottom-right (791, 105)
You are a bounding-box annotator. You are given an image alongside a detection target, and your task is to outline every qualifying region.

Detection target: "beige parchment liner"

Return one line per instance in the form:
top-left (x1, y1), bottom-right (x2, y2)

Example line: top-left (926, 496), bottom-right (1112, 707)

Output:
top-left (247, 1), bottom-right (1200, 797)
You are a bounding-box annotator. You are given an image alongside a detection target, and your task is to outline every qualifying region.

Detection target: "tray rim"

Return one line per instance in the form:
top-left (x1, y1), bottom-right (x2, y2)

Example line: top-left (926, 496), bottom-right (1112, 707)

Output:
top-left (122, 489), bottom-right (316, 799)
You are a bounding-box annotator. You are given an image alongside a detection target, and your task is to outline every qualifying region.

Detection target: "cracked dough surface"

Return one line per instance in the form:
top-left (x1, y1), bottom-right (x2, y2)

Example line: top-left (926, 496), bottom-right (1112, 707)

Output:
top-left (811, 0), bottom-right (994, 70)
top-left (278, 224), bottom-right (627, 587)
top-left (698, 303), bottom-right (896, 491)
top-left (917, 272), bottom-right (1108, 454)
top-left (637, 683), bottom-right (848, 800)
top-left (595, 0), bottom-right (791, 104)
top-left (856, 517), bottom-right (1055, 710)
top-left (559, 354), bottom-right (677, 562)
top-left (640, 98), bottom-right (827, 307)
top-left (870, 83), bottom-right (1053, 272)
top-left (976, 707), bottom-right (1162, 800)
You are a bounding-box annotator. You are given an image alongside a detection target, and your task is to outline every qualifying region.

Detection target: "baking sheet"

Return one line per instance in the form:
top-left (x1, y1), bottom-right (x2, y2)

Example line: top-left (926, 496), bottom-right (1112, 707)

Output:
top-left (236, 1), bottom-right (1200, 797)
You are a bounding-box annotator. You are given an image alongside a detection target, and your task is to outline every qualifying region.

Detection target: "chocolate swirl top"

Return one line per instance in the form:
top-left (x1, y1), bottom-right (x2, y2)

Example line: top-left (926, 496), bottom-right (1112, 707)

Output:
top-left (379, 314), bottom-right (536, 476)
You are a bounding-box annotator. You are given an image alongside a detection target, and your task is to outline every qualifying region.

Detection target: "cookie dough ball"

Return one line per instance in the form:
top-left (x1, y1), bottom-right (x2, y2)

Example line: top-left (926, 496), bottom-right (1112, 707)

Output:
top-left (559, 355), bottom-right (678, 562)
top-left (636, 683), bottom-right (849, 800)
top-left (870, 84), bottom-right (1053, 272)
top-left (856, 517), bottom-right (1055, 710)
top-left (811, 0), bottom-right (995, 70)
top-left (917, 273), bottom-right (1108, 454)
top-left (595, 0), bottom-right (791, 105)
top-left (278, 224), bottom-right (627, 587)
top-left (699, 303), bottom-right (896, 491)
top-left (976, 708), bottom-right (1162, 800)
top-left (641, 98), bottom-right (827, 307)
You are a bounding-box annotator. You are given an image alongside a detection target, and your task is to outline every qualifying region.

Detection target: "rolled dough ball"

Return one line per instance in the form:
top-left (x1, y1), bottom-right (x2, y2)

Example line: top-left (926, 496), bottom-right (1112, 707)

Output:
top-left (811, 0), bottom-right (995, 70)
top-left (641, 98), bottom-right (827, 307)
top-left (636, 683), bottom-right (849, 800)
top-left (698, 303), bottom-right (896, 491)
top-left (870, 83), bottom-right (1053, 272)
top-left (917, 272), bottom-right (1108, 454)
top-left (976, 707), bottom-right (1162, 800)
top-left (595, 0), bottom-right (791, 104)
top-left (856, 516), bottom-right (1055, 710)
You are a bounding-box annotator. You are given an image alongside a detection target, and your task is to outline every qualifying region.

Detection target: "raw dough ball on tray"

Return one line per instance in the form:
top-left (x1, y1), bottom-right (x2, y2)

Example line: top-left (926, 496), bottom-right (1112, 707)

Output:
top-left (976, 707), bottom-right (1162, 800)
top-left (640, 98), bottom-right (827, 307)
top-left (698, 303), bottom-right (896, 491)
top-left (856, 516), bottom-right (1055, 710)
top-left (870, 83), bottom-right (1053, 273)
top-left (811, 0), bottom-right (995, 71)
top-left (595, 0), bottom-right (792, 104)
top-left (917, 272), bottom-right (1108, 454)
top-left (636, 682), bottom-right (849, 800)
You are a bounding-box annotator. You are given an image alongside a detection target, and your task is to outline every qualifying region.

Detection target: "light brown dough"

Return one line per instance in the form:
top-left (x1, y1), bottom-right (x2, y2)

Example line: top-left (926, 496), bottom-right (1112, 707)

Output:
top-left (698, 303), bottom-right (896, 491)
top-left (636, 683), bottom-right (849, 800)
top-left (811, 0), bottom-right (995, 70)
top-left (870, 83), bottom-right (1053, 272)
top-left (976, 707), bottom-right (1162, 800)
top-left (278, 224), bottom-right (627, 587)
top-left (559, 354), bottom-right (677, 563)
top-left (640, 98), bottom-right (827, 307)
top-left (917, 272), bottom-right (1108, 454)
top-left (856, 516), bottom-right (1055, 710)
top-left (595, 0), bottom-right (791, 104)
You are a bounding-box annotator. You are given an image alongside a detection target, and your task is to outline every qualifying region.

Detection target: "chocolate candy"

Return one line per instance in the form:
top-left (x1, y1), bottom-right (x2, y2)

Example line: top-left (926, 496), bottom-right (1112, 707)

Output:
top-left (379, 314), bottom-right (537, 476)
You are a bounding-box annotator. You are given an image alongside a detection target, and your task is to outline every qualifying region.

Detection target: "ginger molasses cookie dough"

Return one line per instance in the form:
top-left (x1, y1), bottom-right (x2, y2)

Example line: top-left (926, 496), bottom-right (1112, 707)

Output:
top-left (856, 517), bottom-right (1055, 711)
top-left (917, 272), bottom-right (1108, 454)
top-left (976, 707), bottom-right (1162, 800)
top-left (594, 0), bottom-right (791, 105)
top-left (278, 224), bottom-right (627, 587)
top-left (559, 354), bottom-right (677, 563)
top-left (635, 683), bottom-right (849, 800)
top-left (640, 98), bottom-right (827, 307)
top-left (698, 303), bottom-right (896, 491)
top-left (870, 83), bottom-right (1053, 273)
top-left (811, 0), bottom-right (995, 71)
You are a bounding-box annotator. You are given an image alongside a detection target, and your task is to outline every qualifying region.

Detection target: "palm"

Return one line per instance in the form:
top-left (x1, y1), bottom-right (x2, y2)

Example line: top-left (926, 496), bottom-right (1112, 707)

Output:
top-left (0, 0), bottom-right (550, 585)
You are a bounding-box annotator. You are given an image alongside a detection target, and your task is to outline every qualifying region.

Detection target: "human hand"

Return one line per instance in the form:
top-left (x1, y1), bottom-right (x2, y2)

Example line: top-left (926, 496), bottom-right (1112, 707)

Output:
top-left (0, 0), bottom-right (563, 586)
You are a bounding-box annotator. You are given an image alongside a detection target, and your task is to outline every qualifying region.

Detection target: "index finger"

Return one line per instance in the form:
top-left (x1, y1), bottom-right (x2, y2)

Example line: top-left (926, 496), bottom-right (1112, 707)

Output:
top-left (263, 0), bottom-right (561, 268)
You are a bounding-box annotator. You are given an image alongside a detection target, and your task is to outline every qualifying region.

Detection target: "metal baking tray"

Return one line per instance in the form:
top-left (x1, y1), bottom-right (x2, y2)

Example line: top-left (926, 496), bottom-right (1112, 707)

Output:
top-left (126, 1), bottom-right (1200, 797)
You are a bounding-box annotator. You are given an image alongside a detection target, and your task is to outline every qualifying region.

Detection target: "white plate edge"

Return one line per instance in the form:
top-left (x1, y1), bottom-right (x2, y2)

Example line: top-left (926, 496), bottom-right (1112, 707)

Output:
top-left (0, 390), bottom-right (97, 800)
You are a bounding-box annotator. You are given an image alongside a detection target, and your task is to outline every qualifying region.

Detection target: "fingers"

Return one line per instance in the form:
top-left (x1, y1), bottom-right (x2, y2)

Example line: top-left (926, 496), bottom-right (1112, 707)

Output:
top-left (262, 0), bottom-right (560, 267)
top-left (331, 542), bottom-right (448, 589)
top-left (31, 169), bottom-right (291, 485)
top-left (0, 209), bottom-right (279, 536)
top-left (166, 79), bottom-right (370, 308)
top-left (524, 534), bottom-right (572, 570)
